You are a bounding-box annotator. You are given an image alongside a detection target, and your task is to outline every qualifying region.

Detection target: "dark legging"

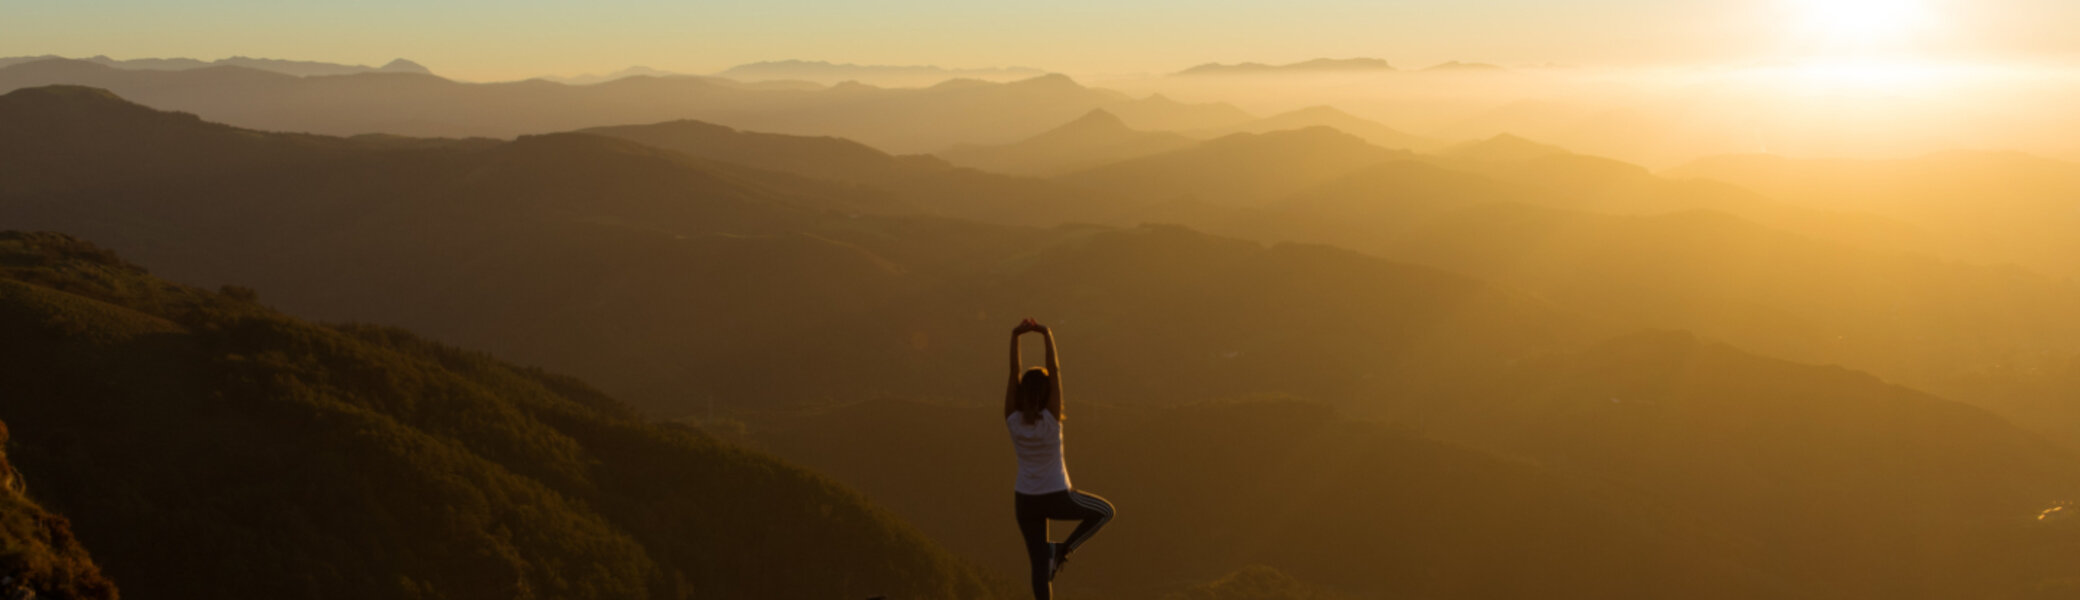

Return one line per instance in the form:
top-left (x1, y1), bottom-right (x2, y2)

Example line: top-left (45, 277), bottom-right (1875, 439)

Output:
top-left (1014, 489), bottom-right (1115, 600)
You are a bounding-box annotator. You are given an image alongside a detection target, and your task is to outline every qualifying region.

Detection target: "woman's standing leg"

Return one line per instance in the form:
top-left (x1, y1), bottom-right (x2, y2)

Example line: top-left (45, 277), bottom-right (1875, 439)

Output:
top-left (1015, 495), bottom-right (1054, 600)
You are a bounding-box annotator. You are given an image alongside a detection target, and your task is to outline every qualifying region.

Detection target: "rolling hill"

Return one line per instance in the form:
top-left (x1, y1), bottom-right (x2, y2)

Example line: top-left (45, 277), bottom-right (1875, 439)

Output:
top-left (746, 332), bottom-right (2080, 599)
top-left (581, 118), bottom-right (958, 184)
top-left (1055, 126), bottom-right (1412, 207)
top-left (751, 398), bottom-right (1794, 600)
top-left (935, 108), bottom-right (1198, 176)
top-left (1192, 105), bottom-right (1440, 151)
top-left (0, 230), bottom-right (1005, 599)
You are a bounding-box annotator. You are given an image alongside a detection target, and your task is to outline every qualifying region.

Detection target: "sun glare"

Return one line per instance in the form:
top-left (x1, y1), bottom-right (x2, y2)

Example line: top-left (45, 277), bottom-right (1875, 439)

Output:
top-left (1792, 0), bottom-right (1937, 48)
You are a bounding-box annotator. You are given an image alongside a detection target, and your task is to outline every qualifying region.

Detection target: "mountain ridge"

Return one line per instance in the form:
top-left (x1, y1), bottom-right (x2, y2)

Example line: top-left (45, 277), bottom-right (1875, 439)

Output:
top-left (717, 59), bottom-right (1046, 87)
top-left (1177, 58), bottom-right (1395, 76)
top-left (0, 54), bottom-right (431, 77)
top-left (936, 108), bottom-right (1199, 176)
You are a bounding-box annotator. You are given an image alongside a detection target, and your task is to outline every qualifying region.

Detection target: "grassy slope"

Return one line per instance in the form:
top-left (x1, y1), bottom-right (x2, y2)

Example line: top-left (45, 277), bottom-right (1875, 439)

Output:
top-left (0, 231), bottom-right (1003, 600)
top-left (0, 420), bottom-right (118, 600)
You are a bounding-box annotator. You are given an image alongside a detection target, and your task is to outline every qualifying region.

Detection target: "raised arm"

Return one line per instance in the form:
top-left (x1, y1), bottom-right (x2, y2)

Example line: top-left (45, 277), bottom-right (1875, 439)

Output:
top-left (1005, 324), bottom-right (1024, 418)
top-left (1006, 318), bottom-right (1039, 417)
top-left (1039, 325), bottom-right (1063, 418)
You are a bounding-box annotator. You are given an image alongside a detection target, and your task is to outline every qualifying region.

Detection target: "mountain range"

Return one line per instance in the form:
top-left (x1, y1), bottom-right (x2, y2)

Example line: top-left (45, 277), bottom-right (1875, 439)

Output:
top-left (716, 59), bottom-right (1048, 87)
top-left (8, 81), bottom-right (2080, 598)
top-left (0, 58), bottom-right (1258, 152)
top-left (0, 54), bottom-right (429, 77)
top-left (936, 105), bottom-right (1440, 177)
top-left (0, 85), bottom-right (1583, 412)
top-left (1034, 126), bottom-right (2080, 446)
top-left (1175, 58), bottom-right (1396, 76)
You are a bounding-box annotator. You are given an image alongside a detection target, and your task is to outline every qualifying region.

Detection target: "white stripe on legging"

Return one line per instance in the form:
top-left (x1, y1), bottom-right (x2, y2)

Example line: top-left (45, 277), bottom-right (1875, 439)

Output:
top-left (1065, 491), bottom-right (1113, 552)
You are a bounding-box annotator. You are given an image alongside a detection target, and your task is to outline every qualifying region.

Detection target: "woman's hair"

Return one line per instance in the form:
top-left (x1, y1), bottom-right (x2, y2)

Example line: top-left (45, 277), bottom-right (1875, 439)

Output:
top-left (1015, 367), bottom-right (1055, 424)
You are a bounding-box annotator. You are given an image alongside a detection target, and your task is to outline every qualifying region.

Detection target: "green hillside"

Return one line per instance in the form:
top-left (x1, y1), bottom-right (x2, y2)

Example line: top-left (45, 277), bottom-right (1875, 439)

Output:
top-left (1, 420), bottom-right (118, 600)
top-left (0, 231), bottom-right (1002, 599)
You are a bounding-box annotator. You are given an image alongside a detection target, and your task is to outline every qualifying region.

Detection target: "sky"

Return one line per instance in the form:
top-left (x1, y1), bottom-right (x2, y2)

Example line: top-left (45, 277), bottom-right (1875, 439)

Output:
top-left (3, 0), bottom-right (2078, 81)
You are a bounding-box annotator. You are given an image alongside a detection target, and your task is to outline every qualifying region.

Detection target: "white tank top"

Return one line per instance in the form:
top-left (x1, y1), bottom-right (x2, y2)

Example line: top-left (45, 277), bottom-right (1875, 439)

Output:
top-left (1007, 409), bottom-right (1072, 495)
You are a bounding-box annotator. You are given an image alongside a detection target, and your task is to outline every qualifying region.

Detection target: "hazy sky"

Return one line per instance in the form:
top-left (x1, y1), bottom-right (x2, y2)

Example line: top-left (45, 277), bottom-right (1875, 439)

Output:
top-left (4, 0), bottom-right (2077, 81)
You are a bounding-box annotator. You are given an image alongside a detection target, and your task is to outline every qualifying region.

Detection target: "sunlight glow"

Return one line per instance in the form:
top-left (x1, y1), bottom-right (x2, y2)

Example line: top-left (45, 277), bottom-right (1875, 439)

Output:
top-left (1791, 0), bottom-right (1938, 49)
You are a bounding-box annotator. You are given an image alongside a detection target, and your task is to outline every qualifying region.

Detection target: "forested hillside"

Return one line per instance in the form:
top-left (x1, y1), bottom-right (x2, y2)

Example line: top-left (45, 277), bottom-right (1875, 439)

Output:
top-left (0, 231), bottom-right (1003, 599)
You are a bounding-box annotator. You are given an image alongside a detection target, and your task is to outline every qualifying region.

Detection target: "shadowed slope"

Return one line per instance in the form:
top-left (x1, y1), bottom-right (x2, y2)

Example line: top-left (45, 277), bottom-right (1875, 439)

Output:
top-left (750, 333), bottom-right (2080, 599)
top-left (1429, 331), bottom-right (2080, 598)
top-left (0, 231), bottom-right (1004, 599)
top-left (754, 398), bottom-right (1796, 600)
top-left (0, 420), bottom-right (118, 600)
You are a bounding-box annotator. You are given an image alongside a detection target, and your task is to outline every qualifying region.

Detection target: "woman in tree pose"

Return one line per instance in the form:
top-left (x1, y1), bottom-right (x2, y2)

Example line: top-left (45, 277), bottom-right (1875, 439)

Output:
top-left (1006, 317), bottom-right (1115, 600)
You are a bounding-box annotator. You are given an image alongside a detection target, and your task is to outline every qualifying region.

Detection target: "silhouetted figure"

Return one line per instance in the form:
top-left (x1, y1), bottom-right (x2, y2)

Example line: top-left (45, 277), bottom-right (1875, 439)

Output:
top-left (1006, 318), bottom-right (1115, 600)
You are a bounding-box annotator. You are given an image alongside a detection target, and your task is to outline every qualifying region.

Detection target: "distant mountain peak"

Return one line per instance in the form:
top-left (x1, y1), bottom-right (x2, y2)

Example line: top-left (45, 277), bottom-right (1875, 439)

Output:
top-left (1, 54), bottom-right (435, 77)
top-left (1176, 58), bottom-right (1395, 76)
top-left (1422, 61), bottom-right (1506, 72)
top-left (379, 58), bottom-right (430, 74)
top-left (1013, 108), bottom-right (1151, 146)
top-left (1008, 72), bottom-right (1080, 88)
top-left (1289, 58), bottom-right (1393, 70)
top-left (715, 60), bottom-right (1045, 87)
top-left (1060, 108), bottom-right (1129, 132)
top-left (1179, 61), bottom-right (1270, 74)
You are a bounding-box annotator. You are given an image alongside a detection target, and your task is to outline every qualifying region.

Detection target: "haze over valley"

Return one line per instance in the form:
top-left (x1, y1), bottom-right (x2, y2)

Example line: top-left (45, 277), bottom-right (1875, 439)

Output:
top-left (5, 0), bottom-right (2080, 598)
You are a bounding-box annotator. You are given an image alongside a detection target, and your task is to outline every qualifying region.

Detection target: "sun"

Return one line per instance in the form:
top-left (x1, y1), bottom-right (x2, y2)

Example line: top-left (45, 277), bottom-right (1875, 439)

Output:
top-left (1792, 0), bottom-right (1937, 48)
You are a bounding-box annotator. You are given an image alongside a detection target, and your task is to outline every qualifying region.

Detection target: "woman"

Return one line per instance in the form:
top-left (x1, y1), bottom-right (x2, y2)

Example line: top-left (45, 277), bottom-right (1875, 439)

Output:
top-left (1006, 318), bottom-right (1115, 600)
